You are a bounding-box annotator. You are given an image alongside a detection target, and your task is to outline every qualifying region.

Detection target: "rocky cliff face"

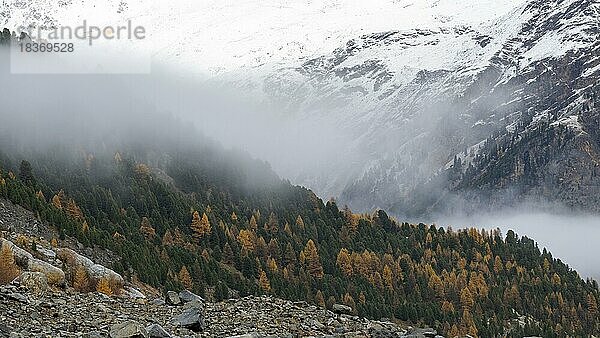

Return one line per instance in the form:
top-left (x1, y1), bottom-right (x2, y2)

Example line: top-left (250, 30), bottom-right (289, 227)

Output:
top-left (302, 0), bottom-right (600, 216)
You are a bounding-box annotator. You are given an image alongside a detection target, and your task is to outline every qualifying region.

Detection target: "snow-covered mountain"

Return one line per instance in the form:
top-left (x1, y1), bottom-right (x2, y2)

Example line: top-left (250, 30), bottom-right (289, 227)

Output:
top-left (0, 0), bottom-right (530, 73)
top-left (3, 0), bottom-right (599, 217)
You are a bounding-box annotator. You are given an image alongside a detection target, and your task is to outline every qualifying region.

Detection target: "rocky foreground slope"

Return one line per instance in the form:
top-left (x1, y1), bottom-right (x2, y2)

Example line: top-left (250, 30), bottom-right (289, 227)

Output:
top-left (0, 285), bottom-right (440, 338)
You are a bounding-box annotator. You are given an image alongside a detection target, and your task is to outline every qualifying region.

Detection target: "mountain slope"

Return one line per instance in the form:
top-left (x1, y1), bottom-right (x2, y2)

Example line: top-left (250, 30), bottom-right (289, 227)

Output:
top-left (0, 109), bottom-right (598, 336)
top-left (247, 0), bottom-right (600, 216)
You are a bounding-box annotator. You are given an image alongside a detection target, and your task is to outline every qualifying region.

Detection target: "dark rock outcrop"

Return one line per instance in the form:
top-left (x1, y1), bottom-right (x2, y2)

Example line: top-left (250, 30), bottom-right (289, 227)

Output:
top-left (171, 307), bottom-right (206, 332)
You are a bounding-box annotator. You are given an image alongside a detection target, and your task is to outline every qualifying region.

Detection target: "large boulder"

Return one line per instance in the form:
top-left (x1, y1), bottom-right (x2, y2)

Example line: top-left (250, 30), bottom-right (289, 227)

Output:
top-left (56, 248), bottom-right (124, 293)
top-left (109, 321), bottom-right (148, 338)
top-left (0, 238), bottom-right (65, 286)
top-left (178, 289), bottom-right (204, 304)
top-left (165, 291), bottom-right (181, 306)
top-left (28, 258), bottom-right (65, 286)
top-left (36, 247), bottom-right (57, 260)
top-left (0, 238), bottom-right (32, 267)
top-left (332, 303), bottom-right (353, 315)
top-left (13, 272), bottom-right (48, 294)
top-left (171, 307), bottom-right (206, 332)
top-left (124, 286), bottom-right (146, 300)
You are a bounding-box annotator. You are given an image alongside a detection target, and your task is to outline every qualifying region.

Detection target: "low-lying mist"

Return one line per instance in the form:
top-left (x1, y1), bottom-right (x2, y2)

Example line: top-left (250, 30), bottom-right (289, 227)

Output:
top-left (0, 48), bottom-right (349, 197)
top-left (435, 210), bottom-right (600, 282)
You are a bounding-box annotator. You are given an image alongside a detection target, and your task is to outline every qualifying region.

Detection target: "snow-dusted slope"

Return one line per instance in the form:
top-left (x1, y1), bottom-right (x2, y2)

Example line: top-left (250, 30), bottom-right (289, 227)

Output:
top-left (2, 0), bottom-right (528, 74)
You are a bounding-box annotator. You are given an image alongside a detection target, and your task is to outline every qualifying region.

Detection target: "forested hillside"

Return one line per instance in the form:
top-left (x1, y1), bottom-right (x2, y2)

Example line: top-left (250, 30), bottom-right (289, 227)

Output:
top-left (0, 137), bottom-right (598, 337)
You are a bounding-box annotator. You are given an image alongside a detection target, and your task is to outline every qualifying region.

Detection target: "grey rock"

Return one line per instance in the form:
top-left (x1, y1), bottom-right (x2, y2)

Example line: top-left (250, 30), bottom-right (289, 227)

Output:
top-left (0, 323), bottom-right (11, 336)
top-left (36, 247), bottom-right (56, 260)
top-left (183, 299), bottom-right (204, 311)
top-left (226, 333), bottom-right (263, 338)
top-left (151, 298), bottom-right (166, 306)
top-left (124, 286), bottom-right (146, 299)
top-left (178, 290), bottom-right (204, 304)
top-left (332, 303), bottom-right (353, 315)
top-left (165, 291), bottom-right (181, 306)
top-left (7, 292), bottom-right (28, 304)
top-left (109, 321), bottom-right (148, 338)
top-left (171, 307), bottom-right (205, 332)
top-left (412, 328), bottom-right (437, 338)
top-left (402, 328), bottom-right (438, 338)
top-left (56, 248), bottom-right (124, 291)
top-left (13, 272), bottom-right (48, 295)
top-left (146, 324), bottom-right (171, 338)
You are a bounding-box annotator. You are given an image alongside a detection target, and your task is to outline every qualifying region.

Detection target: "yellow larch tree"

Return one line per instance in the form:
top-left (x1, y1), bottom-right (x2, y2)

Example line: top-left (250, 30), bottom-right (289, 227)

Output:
top-left (493, 255), bottom-right (503, 274)
top-left (383, 265), bottom-right (394, 290)
top-left (336, 248), bottom-right (353, 276)
top-left (0, 242), bottom-right (20, 284)
top-left (139, 217), bottom-right (156, 239)
top-left (448, 324), bottom-right (460, 338)
top-left (258, 270), bottom-right (271, 292)
top-left (238, 229), bottom-right (256, 254)
top-left (315, 290), bottom-right (326, 308)
top-left (65, 199), bottom-right (84, 220)
top-left (588, 293), bottom-right (598, 317)
top-left (267, 257), bottom-right (278, 273)
top-left (35, 190), bottom-right (45, 201)
top-left (249, 215), bottom-right (258, 231)
top-left (81, 221), bottom-right (89, 233)
top-left (460, 309), bottom-right (478, 337)
top-left (162, 230), bottom-right (174, 246)
top-left (73, 264), bottom-right (90, 292)
top-left (284, 222), bottom-right (292, 236)
top-left (343, 293), bottom-right (356, 312)
top-left (442, 300), bottom-right (455, 314)
top-left (96, 277), bottom-right (113, 296)
top-left (52, 194), bottom-right (62, 209)
top-left (190, 211), bottom-right (211, 241)
top-left (179, 265), bottom-right (193, 289)
top-left (303, 239), bottom-right (323, 279)
top-left (295, 215), bottom-right (305, 230)
top-left (201, 249), bottom-right (210, 261)
top-left (134, 163), bottom-right (151, 177)
top-left (460, 287), bottom-right (474, 312)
